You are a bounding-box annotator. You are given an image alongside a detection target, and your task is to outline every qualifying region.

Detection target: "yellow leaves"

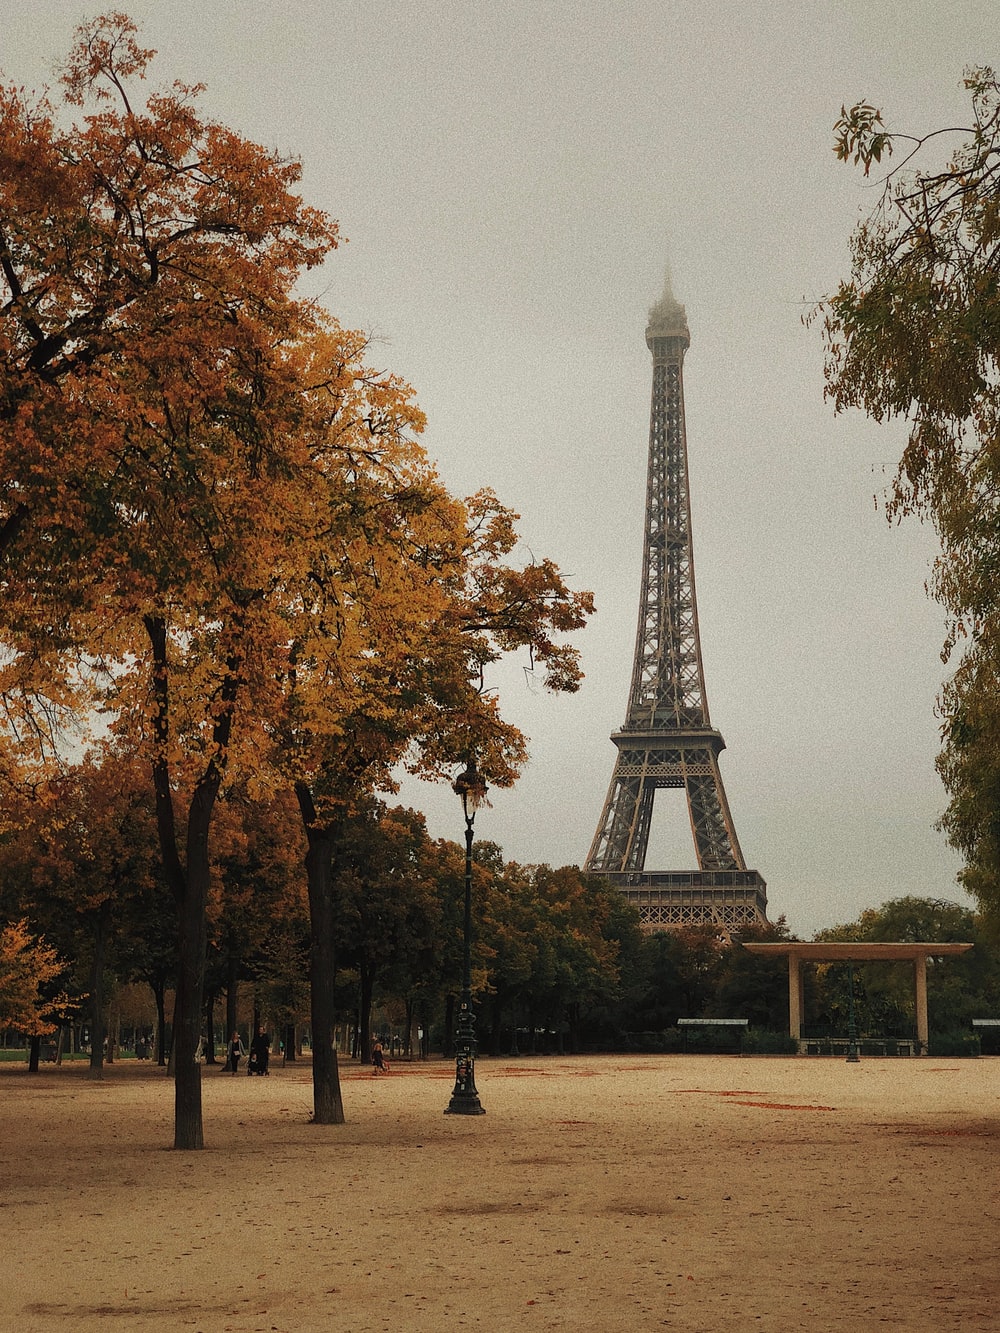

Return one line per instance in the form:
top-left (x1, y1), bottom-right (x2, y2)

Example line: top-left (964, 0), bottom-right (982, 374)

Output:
top-left (0, 918), bottom-right (68, 1034)
top-left (0, 13), bottom-right (595, 842)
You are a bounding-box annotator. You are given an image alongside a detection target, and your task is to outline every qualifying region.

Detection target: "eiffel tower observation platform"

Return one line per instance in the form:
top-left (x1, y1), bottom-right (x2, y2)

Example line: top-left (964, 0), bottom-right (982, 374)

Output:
top-left (598, 870), bottom-right (768, 930)
top-left (586, 278), bottom-right (767, 931)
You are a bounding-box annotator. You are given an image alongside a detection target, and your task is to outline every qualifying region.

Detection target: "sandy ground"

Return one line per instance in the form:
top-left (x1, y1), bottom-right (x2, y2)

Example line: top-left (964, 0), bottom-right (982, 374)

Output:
top-left (1, 1053), bottom-right (998, 1333)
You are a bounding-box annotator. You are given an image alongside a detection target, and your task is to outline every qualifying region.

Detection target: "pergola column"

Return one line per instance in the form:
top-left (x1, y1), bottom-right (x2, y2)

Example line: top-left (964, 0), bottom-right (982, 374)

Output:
top-left (788, 952), bottom-right (802, 1041)
top-left (914, 953), bottom-right (928, 1052)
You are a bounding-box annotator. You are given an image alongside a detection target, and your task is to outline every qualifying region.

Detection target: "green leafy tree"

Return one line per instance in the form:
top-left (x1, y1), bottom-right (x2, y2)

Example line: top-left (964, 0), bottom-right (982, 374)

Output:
top-left (329, 802), bottom-right (443, 1064)
top-left (821, 68), bottom-right (1000, 920)
top-left (814, 897), bottom-right (996, 1036)
top-left (709, 917), bottom-right (796, 1031)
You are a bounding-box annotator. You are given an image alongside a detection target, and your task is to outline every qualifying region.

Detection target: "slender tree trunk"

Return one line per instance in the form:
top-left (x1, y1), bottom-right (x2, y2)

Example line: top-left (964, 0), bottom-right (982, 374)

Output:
top-left (443, 993), bottom-right (456, 1058)
top-left (28, 1034), bottom-right (40, 1072)
top-left (297, 785), bottom-right (345, 1124)
top-left (205, 990), bottom-right (218, 1064)
top-left (405, 998), bottom-right (415, 1058)
top-left (145, 611), bottom-right (236, 1147)
top-left (152, 979), bottom-right (167, 1067)
top-left (283, 1022), bottom-right (296, 1063)
top-left (359, 962), bottom-right (375, 1066)
top-left (88, 905), bottom-right (109, 1079)
top-left (225, 946), bottom-right (239, 1064)
top-left (171, 788), bottom-right (215, 1148)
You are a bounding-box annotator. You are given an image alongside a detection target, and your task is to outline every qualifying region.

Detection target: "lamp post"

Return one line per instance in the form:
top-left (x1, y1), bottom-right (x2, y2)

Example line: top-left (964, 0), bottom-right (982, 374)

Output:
top-left (444, 758), bottom-right (487, 1116)
top-left (846, 961), bottom-right (861, 1063)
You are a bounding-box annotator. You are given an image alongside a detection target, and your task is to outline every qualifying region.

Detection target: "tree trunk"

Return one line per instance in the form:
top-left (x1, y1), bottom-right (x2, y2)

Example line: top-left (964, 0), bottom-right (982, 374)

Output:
top-left (171, 780), bottom-right (224, 1148)
top-left (152, 979), bottom-right (167, 1067)
top-left (405, 998), bottom-right (415, 1058)
top-left (297, 786), bottom-right (345, 1125)
top-left (443, 992), bottom-right (455, 1058)
top-left (145, 610), bottom-right (234, 1148)
top-left (359, 963), bottom-right (375, 1065)
top-left (283, 1022), bottom-right (296, 1063)
top-left (88, 905), bottom-right (109, 1079)
top-left (28, 1034), bottom-right (40, 1073)
top-left (225, 946), bottom-right (239, 1064)
top-left (205, 990), bottom-right (218, 1064)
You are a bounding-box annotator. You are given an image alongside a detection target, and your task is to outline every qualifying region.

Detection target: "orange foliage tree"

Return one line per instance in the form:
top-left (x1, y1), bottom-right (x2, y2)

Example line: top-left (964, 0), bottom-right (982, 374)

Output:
top-left (281, 483), bottom-right (593, 1123)
top-left (0, 15), bottom-right (594, 1147)
top-left (0, 13), bottom-right (337, 1147)
top-left (0, 919), bottom-right (68, 1036)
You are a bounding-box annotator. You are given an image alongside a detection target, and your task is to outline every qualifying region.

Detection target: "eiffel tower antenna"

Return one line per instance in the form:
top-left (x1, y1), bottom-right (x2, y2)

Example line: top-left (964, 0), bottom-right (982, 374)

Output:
top-left (585, 282), bottom-right (767, 930)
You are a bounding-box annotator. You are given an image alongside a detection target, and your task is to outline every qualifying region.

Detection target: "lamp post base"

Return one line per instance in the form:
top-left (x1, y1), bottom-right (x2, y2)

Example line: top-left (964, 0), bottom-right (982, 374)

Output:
top-left (444, 1090), bottom-right (487, 1116)
top-left (444, 1007), bottom-right (485, 1115)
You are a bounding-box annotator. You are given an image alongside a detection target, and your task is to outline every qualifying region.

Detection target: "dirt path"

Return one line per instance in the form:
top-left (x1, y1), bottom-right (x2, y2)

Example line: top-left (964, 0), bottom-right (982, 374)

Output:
top-left (1, 1054), bottom-right (998, 1331)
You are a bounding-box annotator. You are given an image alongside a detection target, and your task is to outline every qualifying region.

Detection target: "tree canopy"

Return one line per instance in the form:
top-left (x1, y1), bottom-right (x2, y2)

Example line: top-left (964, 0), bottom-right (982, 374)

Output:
top-left (821, 68), bottom-right (1000, 922)
top-left (0, 919), bottom-right (68, 1035)
top-left (0, 13), bottom-right (594, 1145)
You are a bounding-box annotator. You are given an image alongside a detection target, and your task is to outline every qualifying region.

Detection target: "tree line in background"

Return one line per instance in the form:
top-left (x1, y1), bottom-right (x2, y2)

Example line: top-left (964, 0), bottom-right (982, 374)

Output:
top-left (2, 752), bottom-right (999, 1067)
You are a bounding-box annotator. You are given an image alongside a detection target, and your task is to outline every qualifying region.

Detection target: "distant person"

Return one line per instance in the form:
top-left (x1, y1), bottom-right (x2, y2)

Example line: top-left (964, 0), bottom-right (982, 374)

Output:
top-left (248, 1026), bottom-right (270, 1076)
top-left (227, 1031), bottom-right (244, 1075)
top-left (372, 1040), bottom-right (390, 1075)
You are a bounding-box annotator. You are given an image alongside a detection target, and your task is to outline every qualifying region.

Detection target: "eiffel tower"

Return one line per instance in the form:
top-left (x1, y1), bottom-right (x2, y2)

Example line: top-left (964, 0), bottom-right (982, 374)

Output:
top-left (585, 280), bottom-right (767, 931)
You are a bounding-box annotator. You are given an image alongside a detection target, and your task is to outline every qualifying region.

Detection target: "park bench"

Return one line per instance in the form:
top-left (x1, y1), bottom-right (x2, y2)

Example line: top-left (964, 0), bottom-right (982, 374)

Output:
top-left (803, 1037), bottom-right (914, 1056)
top-left (973, 1019), bottom-right (1000, 1055)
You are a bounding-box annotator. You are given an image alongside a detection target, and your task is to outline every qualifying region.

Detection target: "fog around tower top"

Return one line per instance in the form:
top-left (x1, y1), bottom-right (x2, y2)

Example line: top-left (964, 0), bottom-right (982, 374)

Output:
top-left (647, 271), bottom-right (688, 333)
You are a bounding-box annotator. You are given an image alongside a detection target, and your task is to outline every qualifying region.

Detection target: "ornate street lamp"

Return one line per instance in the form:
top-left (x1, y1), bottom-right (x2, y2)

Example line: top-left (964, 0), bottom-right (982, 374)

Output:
top-left (444, 757), bottom-right (487, 1116)
top-left (846, 961), bottom-right (861, 1063)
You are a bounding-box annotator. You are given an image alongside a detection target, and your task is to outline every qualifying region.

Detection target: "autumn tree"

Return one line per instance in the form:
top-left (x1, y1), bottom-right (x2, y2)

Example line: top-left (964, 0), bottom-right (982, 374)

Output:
top-left (0, 15), bottom-right (594, 1147)
top-left (0, 751), bottom-right (176, 1068)
top-left (281, 474), bottom-right (593, 1122)
top-left (32, 753), bottom-right (162, 1077)
top-left (0, 13), bottom-right (337, 1147)
top-left (821, 69), bottom-right (1000, 918)
top-left (0, 919), bottom-right (68, 1038)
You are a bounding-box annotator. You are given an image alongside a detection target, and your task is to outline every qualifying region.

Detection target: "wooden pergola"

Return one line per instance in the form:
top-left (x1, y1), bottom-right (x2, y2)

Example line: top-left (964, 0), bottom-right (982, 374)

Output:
top-left (743, 941), bottom-right (974, 1051)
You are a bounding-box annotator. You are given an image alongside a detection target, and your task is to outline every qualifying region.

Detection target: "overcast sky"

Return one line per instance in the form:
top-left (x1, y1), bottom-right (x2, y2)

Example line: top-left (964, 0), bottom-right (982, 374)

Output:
top-left (5, 2), bottom-right (994, 937)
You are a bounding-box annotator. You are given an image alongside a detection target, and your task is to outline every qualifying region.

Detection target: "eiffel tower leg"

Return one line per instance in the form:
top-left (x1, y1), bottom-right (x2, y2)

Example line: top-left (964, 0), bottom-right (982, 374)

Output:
top-left (587, 763), bottom-right (654, 873)
top-left (686, 761), bottom-right (745, 871)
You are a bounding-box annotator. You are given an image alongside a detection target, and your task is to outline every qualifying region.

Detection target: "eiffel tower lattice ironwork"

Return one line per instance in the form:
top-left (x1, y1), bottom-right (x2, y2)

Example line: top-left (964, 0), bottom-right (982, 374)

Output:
top-left (585, 282), bottom-right (767, 931)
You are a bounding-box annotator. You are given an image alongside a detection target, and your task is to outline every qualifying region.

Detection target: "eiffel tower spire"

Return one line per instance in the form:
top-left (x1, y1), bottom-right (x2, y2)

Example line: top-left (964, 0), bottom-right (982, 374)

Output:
top-left (585, 281), bottom-right (767, 930)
